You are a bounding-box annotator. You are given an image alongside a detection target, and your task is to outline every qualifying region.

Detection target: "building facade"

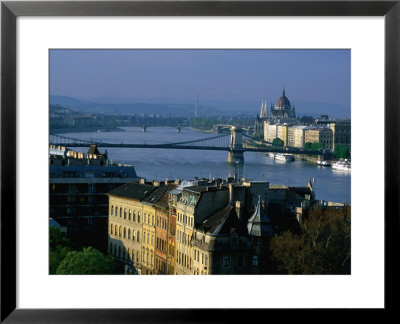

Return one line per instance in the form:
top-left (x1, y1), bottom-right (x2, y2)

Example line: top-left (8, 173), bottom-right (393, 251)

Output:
top-left (287, 125), bottom-right (307, 148)
top-left (270, 89), bottom-right (296, 119)
top-left (106, 177), bottom-right (320, 275)
top-left (304, 127), bottom-right (333, 150)
top-left (329, 121), bottom-right (351, 151)
top-left (49, 144), bottom-right (138, 253)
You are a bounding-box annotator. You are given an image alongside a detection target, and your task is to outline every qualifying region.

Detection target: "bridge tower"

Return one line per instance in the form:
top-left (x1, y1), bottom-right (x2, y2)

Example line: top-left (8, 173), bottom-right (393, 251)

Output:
top-left (227, 126), bottom-right (244, 164)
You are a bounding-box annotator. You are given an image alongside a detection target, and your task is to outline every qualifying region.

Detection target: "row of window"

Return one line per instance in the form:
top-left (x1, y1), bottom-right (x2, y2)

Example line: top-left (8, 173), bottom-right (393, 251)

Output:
top-left (143, 229), bottom-right (154, 246)
top-left (109, 243), bottom-right (140, 264)
top-left (193, 249), bottom-right (208, 266)
top-left (156, 237), bottom-right (167, 253)
top-left (177, 212), bottom-right (194, 227)
top-left (177, 230), bottom-right (191, 246)
top-left (109, 223), bottom-right (140, 243)
top-left (110, 206), bottom-right (141, 223)
top-left (156, 215), bottom-right (168, 231)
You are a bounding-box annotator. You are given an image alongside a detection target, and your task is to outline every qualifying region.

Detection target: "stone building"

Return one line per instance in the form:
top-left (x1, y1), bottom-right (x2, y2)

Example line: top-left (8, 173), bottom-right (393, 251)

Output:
top-left (269, 88), bottom-right (296, 119)
top-left (107, 181), bottom-right (158, 274)
top-left (329, 120), bottom-right (351, 151)
top-left (106, 177), bottom-right (319, 275)
top-left (175, 184), bottom-right (229, 275)
top-left (304, 127), bottom-right (333, 150)
top-left (154, 183), bottom-right (177, 274)
top-left (264, 122), bottom-right (279, 143)
top-left (287, 125), bottom-right (308, 148)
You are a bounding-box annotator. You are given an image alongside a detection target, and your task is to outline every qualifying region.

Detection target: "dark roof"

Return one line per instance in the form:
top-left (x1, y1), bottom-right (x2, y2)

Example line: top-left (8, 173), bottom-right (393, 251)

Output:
top-left (154, 184), bottom-right (178, 209)
top-left (196, 205), bottom-right (247, 237)
top-left (108, 182), bottom-right (157, 200)
top-left (196, 205), bottom-right (233, 234)
top-left (247, 196), bottom-right (274, 237)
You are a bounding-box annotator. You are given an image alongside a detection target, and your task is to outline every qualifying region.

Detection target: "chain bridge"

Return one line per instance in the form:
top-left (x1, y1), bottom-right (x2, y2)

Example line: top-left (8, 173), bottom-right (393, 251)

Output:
top-left (50, 127), bottom-right (326, 163)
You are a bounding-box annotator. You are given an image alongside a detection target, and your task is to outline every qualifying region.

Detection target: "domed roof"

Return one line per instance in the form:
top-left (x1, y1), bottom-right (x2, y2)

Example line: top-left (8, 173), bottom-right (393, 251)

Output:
top-left (275, 88), bottom-right (291, 110)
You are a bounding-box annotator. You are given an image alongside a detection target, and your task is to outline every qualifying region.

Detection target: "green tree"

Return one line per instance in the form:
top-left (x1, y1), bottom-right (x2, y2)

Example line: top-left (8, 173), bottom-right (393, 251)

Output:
top-left (334, 144), bottom-right (350, 159)
top-left (311, 142), bottom-right (324, 151)
top-left (49, 226), bottom-right (73, 274)
top-left (304, 142), bottom-right (312, 150)
top-left (304, 142), bottom-right (324, 151)
top-left (56, 247), bottom-right (115, 274)
top-left (272, 138), bottom-right (284, 146)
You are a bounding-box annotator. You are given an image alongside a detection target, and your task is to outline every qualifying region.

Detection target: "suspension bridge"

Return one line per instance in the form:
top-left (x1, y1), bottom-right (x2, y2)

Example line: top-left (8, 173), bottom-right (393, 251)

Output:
top-left (49, 127), bottom-right (327, 163)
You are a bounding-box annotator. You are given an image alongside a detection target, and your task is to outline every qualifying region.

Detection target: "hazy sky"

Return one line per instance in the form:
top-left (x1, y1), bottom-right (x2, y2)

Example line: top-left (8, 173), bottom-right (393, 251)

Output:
top-left (50, 49), bottom-right (350, 109)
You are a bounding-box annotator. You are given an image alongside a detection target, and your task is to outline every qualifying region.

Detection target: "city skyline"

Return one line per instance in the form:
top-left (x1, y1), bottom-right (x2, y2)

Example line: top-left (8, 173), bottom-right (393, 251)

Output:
top-left (50, 49), bottom-right (351, 116)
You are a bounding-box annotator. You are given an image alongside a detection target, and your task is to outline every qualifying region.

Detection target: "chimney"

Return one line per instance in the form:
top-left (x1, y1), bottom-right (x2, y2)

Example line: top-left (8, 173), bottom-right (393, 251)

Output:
top-left (174, 179), bottom-right (181, 185)
top-left (152, 180), bottom-right (160, 187)
top-left (165, 179), bottom-right (169, 185)
top-left (235, 201), bottom-right (244, 221)
top-left (229, 184), bottom-right (233, 205)
top-left (140, 178), bottom-right (146, 185)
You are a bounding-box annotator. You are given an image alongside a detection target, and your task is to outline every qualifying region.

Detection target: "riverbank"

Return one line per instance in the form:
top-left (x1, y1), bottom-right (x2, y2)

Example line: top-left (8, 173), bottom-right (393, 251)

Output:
top-left (293, 154), bottom-right (319, 163)
top-left (50, 126), bottom-right (125, 135)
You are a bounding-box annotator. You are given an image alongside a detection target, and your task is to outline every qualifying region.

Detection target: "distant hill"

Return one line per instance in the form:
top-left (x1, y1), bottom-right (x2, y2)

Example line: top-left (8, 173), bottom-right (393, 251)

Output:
top-left (50, 95), bottom-right (350, 119)
top-left (50, 95), bottom-right (225, 117)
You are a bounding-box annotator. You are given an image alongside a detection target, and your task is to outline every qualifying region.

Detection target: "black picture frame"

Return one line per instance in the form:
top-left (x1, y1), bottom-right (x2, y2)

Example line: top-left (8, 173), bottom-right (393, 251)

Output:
top-left (1, 0), bottom-right (398, 322)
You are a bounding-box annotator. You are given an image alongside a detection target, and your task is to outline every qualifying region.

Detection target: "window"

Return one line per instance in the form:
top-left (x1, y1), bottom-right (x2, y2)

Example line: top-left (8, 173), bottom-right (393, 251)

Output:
top-left (151, 234), bottom-right (154, 245)
top-left (138, 212), bottom-right (141, 223)
top-left (111, 206), bottom-right (114, 216)
top-left (133, 211), bottom-right (136, 222)
top-left (252, 255), bottom-right (258, 266)
top-left (223, 255), bottom-right (231, 268)
top-left (137, 231), bottom-right (140, 242)
top-left (124, 209), bottom-right (126, 219)
top-left (152, 216), bottom-right (154, 225)
top-left (132, 230), bottom-right (135, 241)
top-left (110, 224), bottom-right (113, 234)
top-left (123, 227), bottom-right (126, 238)
top-left (115, 207), bottom-right (118, 217)
top-left (129, 210), bottom-right (131, 221)
top-left (119, 226), bottom-right (122, 237)
top-left (147, 233), bottom-right (150, 244)
top-left (128, 229), bottom-right (131, 240)
top-left (119, 208), bottom-right (122, 218)
top-left (238, 254), bottom-right (244, 267)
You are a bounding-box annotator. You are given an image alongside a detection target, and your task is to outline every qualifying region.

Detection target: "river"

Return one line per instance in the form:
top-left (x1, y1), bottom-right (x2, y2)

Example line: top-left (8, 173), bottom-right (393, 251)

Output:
top-left (57, 126), bottom-right (351, 204)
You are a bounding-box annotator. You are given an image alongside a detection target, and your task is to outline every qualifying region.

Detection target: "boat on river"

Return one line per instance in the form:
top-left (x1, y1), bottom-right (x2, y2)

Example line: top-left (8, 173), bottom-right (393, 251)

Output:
top-left (316, 160), bottom-right (331, 166)
top-left (332, 159), bottom-right (351, 172)
top-left (274, 153), bottom-right (295, 162)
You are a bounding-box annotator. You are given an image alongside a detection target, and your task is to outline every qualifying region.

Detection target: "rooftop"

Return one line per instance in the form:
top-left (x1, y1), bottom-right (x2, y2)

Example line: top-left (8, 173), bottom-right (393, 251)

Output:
top-left (108, 182), bottom-right (158, 201)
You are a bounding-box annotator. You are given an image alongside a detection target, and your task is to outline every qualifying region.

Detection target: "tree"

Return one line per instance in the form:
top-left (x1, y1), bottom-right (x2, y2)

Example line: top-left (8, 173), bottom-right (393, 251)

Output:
top-left (304, 142), bottom-right (312, 150)
top-left (304, 142), bottom-right (324, 151)
top-left (334, 144), bottom-right (350, 159)
top-left (272, 138), bottom-right (284, 146)
top-left (49, 226), bottom-right (73, 274)
top-left (270, 206), bottom-right (351, 274)
top-left (56, 247), bottom-right (116, 274)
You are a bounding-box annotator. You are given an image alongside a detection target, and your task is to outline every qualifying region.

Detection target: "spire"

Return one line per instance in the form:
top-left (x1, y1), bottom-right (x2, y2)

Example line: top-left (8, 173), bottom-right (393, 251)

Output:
top-left (282, 87), bottom-right (286, 97)
top-left (247, 195), bottom-right (274, 237)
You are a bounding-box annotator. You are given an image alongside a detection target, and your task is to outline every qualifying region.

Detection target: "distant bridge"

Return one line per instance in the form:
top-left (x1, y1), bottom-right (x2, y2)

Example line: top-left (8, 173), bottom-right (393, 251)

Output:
top-left (49, 127), bottom-right (327, 163)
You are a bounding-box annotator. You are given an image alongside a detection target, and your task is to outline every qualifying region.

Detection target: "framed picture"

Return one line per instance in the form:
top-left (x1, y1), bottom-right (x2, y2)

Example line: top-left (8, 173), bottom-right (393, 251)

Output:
top-left (1, 0), bottom-right (398, 321)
